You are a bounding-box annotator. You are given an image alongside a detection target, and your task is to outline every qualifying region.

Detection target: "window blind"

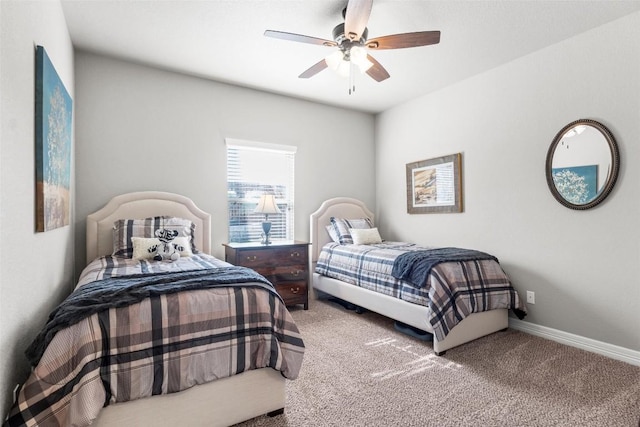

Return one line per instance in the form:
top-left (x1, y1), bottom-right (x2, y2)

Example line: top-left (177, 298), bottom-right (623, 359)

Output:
top-left (225, 139), bottom-right (296, 243)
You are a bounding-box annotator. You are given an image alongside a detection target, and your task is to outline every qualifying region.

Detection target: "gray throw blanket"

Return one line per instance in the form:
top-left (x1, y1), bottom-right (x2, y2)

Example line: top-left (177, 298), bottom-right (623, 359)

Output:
top-left (391, 247), bottom-right (499, 288)
top-left (26, 266), bottom-right (274, 366)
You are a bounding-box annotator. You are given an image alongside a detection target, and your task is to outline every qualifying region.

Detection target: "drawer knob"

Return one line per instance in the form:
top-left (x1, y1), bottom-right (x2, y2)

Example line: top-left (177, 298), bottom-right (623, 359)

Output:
top-left (291, 270), bottom-right (301, 276)
top-left (246, 256), bottom-right (257, 261)
top-left (290, 287), bottom-right (300, 294)
top-left (290, 252), bottom-right (300, 257)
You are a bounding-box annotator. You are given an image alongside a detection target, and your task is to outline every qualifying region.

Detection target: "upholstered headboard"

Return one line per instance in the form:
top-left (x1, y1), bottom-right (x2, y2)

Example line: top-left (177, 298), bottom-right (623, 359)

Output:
top-left (86, 191), bottom-right (211, 262)
top-left (309, 197), bottom-right (374, 263)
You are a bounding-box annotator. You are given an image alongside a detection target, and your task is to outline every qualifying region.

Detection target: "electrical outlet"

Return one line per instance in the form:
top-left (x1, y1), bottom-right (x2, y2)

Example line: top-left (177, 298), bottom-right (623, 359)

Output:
top-left (526, 291), bottom-right (535, 304)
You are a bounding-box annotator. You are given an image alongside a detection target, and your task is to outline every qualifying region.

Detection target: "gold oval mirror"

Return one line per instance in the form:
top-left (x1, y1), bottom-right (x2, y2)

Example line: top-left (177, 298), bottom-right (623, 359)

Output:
top-left (546, 119), bottom-right (619, 210)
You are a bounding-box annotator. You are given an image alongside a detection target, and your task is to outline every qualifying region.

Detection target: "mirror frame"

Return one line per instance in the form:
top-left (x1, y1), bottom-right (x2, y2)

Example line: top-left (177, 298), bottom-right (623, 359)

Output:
top-left (545, 119), bottom-right (620, 210)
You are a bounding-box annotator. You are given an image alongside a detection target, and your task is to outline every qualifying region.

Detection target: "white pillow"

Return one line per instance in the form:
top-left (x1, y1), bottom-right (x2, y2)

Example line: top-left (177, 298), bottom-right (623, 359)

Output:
top-left (131, 236), bottom-right (193, 260)
top-left (349, 227), bottom-right (383, 245)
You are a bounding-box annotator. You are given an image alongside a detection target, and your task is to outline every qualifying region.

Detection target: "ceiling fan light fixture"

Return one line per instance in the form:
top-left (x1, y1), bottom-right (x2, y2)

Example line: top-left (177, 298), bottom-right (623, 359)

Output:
top-left (350, 46), bottom-right (373, 72)
top-left (325, 51), bottom-right (352, 78)
top-left (335, 60), bottom-right (351, 78)
top-left (326, 46), bottom-right (372, 78)
top-left (325, 50), bottom-right (344, 71)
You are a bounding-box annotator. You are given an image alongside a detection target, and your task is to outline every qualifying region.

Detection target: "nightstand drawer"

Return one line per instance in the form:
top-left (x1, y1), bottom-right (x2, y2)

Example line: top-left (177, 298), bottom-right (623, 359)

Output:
top-left (239, 247), bottom-right (307, 268)
top-left (275, 282), bottom-right (307, 303)
top-left (259, 266), bottom-right (307, 282)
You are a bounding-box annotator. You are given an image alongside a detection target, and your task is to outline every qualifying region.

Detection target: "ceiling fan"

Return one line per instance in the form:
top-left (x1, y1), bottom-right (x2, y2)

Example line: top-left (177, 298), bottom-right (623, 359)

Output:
top-left (264, 0), bottom-right (440, 92)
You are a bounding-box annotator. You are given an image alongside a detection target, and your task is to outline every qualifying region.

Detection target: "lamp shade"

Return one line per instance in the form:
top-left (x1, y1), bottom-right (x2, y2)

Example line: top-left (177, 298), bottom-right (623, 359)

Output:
top-left (254, 195), bottom-right (281, 215)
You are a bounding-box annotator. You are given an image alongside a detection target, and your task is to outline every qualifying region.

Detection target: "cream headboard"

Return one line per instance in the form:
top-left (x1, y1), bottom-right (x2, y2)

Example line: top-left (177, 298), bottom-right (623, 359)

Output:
top-left (86, 191), bottom-right (211, 263)
top-left (309, 197), bottom-right (374, 263)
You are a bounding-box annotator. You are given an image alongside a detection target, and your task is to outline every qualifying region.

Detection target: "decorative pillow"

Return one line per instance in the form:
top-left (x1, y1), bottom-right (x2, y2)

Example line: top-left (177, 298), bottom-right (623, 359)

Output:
top-left (330, 217), bottom-right (374, 244)
top-left (113, 216), bottom-right (197, 257)
top-left (131, 236), bottom-right (193, 261)
top-left (325, 225), bottom-right (340, 243)
top-left (171, 237), bottom-right (193, 257)
top-left (350, 227), bottom-right (383, 245)
top-left (131, 237), bottom-right (161, 260)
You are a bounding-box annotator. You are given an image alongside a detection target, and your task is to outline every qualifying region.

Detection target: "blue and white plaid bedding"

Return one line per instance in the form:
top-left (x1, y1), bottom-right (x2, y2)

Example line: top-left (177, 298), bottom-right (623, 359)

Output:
top-left (316, 242), bottom-right (435, 305)
top-left (315, 242), bottom-right (526, 341)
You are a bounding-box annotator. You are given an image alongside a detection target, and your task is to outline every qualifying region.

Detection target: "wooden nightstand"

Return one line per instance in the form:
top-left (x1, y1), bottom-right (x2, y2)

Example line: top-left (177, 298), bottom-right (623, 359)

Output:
top-left (223, 241), bottom-right (309, 310)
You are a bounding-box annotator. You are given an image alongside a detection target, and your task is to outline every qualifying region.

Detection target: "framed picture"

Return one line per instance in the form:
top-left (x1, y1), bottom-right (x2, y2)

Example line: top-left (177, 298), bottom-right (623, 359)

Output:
top-left (35, 45), bottom-right (72, 232)
top-left (406, 153), bottom-right (462, 214)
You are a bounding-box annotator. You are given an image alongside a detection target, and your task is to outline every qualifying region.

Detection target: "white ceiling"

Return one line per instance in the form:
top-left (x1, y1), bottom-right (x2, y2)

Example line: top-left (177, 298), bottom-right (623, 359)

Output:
top-left (60, 0), bottom-right (640, 114)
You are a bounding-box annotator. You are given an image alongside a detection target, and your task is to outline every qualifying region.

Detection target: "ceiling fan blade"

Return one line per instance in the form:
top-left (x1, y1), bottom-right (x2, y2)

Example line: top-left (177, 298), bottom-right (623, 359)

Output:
top-left (264, 30), bottom-right (337, 47)
top-left (344, 0), bottom-right (373, 41)
top-left (365, 54), bottom-right (390, 82)
top-left (366, 31), bottom-right (441, 50)
top-left (299, 59), bottom-right (329, 79)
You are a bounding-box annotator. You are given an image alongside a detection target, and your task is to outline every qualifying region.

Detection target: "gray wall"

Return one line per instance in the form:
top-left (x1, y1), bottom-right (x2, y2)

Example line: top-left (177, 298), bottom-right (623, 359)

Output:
top-left (375, 12), bottom-right (640, 351)
top-left (74, 51), bottom-right (376, 266)
top-left (0, 0), bottom-right (75, 416)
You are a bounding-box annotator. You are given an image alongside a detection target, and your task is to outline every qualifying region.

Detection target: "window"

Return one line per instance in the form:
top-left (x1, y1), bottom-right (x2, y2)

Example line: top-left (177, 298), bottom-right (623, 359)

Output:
top-left (226, 138), bottom-right (296, 243)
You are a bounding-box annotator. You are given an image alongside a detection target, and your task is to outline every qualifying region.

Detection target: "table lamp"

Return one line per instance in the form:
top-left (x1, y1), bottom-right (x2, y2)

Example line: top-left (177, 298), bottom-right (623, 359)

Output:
top-left (254, 195), bottom-right (281, 244)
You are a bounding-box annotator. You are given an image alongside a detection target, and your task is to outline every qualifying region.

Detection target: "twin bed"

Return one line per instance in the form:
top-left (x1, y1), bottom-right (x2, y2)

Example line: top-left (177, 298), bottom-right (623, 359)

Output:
top-left (6, 192), bottom-right (304, 427)
top-left (310, 197), bottom-right (526, 356)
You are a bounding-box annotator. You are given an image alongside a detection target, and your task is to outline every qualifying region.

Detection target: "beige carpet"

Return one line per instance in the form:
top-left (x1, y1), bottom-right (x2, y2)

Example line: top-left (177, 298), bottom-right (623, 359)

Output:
top-left (236, 299), bottom-right (640, 427)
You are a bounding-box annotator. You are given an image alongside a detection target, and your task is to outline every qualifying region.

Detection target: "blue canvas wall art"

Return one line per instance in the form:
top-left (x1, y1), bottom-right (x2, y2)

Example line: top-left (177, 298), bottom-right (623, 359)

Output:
top-left (551, 164), bottom-right (598, 205)
top-left (35, 45), bottom-right (72, 232)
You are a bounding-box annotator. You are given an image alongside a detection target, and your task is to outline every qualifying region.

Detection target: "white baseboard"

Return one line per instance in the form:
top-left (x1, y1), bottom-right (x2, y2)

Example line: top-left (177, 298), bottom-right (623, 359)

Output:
top-left (509, 318), bottom-right (640, 367)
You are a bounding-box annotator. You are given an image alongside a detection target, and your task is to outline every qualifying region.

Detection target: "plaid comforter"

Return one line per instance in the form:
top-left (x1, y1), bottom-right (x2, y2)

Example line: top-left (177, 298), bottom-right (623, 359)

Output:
top-left (5, 254), bottom-right (305, 427)
top-left (315, 242), bottom-right (526, 341)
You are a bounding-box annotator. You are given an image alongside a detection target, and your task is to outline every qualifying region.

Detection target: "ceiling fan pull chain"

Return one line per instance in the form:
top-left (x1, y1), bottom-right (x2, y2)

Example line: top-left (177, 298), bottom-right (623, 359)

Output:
top-left (352, 66), bottom-right (356, 94)
top-left (349, 61), bottom-right (355, 95)
top-left (349, 61), bottom-right (353, 95)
